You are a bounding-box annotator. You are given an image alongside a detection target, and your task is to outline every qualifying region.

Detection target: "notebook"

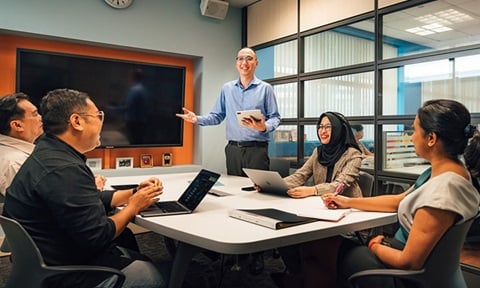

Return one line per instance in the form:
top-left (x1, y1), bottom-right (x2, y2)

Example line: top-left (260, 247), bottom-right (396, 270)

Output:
top-left (229, 208), bottom-right (317, 230)
top-left (139, 169), bottom-right (220, 217)
top-left (242, 168), bottom-right (290, 197)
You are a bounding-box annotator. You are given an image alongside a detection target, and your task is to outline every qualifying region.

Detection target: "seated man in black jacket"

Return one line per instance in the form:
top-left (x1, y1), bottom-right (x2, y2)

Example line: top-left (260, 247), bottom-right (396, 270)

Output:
top-left (3, 88), bottom-right (166, 288)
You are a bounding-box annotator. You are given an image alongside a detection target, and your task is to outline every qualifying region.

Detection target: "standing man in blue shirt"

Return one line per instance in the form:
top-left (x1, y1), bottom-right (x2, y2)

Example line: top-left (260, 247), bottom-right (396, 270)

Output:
top-left (177, 47), bottom-right (281, 176)
top-left (177, 47), bottom-right (281, 275)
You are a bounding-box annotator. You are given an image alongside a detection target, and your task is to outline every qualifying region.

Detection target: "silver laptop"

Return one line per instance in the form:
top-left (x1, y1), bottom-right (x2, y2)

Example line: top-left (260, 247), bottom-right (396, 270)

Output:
top-left (140, 169), bottom-right (220, 217)
top-left (242, 168), bottom-right (290, 197)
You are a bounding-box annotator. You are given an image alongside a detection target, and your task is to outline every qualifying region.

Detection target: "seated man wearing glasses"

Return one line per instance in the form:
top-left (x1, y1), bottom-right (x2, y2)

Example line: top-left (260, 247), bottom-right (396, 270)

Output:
top-left (0, 92), bottom-right (43, 197)
top-left (3, 88), bottom-right (166, 288)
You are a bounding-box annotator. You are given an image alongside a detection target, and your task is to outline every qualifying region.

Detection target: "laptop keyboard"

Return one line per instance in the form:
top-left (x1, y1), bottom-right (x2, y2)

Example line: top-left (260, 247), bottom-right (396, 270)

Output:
top-left (154, 201), bottom-right (186, 213)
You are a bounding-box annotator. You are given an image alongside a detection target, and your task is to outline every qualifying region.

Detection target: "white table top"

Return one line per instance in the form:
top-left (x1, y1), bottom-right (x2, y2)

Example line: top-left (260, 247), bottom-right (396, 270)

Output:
top-left (110, 172), bottom-right (397, 254)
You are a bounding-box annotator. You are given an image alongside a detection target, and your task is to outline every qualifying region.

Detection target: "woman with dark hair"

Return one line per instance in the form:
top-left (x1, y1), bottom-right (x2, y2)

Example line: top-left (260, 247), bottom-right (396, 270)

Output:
top-left (271, 112), bottom-right (363, 288)
top-left (322, 99), bottom-right (480, 288)
top-left (284, 111), bottom-right (363, 198)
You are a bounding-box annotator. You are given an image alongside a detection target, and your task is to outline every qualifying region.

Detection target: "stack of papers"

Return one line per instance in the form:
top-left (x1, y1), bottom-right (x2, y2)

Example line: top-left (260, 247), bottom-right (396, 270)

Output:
top-left (229, 207), bottom-right (352, 230)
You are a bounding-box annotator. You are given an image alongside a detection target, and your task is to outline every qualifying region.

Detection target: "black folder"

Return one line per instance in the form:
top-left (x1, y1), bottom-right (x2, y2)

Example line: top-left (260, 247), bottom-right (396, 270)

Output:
top-left (228, 208), bottom-right (317, 230)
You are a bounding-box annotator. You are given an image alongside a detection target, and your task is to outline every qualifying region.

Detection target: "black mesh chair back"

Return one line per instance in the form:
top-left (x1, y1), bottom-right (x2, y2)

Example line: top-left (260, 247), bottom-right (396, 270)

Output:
top-left (0, 215), bottom-right (125, 288)
top-left (358, 171), bottom-right (374, 197)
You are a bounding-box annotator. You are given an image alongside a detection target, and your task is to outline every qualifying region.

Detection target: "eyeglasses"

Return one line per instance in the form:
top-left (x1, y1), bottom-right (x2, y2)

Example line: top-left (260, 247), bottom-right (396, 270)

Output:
top-left (77, 111), bottom-right (104, 122)
top-left (317, 125), bottom-right (332, 131)
top-left (236, 56), bottom-right (255, 62)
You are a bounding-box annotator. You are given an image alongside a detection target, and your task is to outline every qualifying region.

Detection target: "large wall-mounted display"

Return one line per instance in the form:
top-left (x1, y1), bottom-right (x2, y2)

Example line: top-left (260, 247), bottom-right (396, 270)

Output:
top-left (17, 49), bottom-right (185, 148)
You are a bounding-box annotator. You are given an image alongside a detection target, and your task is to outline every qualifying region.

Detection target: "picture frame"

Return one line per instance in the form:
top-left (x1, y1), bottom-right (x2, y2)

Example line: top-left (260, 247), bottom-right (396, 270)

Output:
top-left (86, 158), bottom-right (102, 170)
top-left (116, 157), bottom-right (134, 169)
top-left (140, 154), bottom-right (153, 168)
top-left (162, 153), bottom-right (172, 166)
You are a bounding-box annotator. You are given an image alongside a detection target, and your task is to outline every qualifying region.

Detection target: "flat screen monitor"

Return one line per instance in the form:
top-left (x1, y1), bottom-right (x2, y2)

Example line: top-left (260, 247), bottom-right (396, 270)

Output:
top-left (16, 48), bottom-right (185, 148)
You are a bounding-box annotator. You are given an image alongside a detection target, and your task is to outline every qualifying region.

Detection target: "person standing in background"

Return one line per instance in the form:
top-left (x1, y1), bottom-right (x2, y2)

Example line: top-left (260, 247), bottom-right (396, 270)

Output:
top-left (351, 124), bottom-right (374, 157)
top-left (176, 47), bottom-right (281, 275)
top-left (0, 93), bottom-right (43, 197)
top-left (125, 68), bottom-right (148, 145)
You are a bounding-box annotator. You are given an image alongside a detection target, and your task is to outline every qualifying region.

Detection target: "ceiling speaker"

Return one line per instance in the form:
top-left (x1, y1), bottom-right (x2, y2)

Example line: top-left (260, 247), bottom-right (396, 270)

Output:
top-left (200, 0), bottom-right (229, 20)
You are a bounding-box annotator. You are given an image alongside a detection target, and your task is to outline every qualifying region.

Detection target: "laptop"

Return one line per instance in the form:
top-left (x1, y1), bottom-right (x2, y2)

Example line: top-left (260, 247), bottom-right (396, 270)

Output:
top-left (242, 168), bottom-right (290, 197)
top-left (140, 169), bottom-right (220, 217)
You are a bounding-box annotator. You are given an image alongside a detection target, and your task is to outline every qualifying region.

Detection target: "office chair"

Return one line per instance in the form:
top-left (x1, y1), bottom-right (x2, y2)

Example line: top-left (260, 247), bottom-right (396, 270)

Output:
top-left (0, 215), bottom-right (126, 288)
top-left (0, 203), bottom-right (10, 254)
top-left (465, 208), bottom-right (480, 244)
top-left (269, 157), bottom-right (291, 178)
top-left (354, 171), bottom-right (375, 245)
top-left (348, 216), bottom-right (475, 288)
top-left (358, 171), bottom-right (374, 198)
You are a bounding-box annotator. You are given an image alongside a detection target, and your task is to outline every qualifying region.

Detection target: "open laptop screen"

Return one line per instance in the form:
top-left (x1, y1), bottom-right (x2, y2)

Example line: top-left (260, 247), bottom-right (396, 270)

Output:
top-left (178, 169), bottom-right (220, 210)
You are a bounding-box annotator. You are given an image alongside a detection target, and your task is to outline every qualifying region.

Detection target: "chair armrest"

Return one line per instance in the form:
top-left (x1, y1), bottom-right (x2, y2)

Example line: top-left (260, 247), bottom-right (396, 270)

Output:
top-left (348, 268), bottom-right (426, 288)
top-left (43, 265), bottom-right (125, 288)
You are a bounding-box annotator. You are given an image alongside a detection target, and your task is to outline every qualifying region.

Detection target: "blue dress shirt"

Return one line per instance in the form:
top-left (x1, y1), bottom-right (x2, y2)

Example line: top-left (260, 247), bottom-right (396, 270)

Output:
top-left (196, 76), bottom-right (281, 142)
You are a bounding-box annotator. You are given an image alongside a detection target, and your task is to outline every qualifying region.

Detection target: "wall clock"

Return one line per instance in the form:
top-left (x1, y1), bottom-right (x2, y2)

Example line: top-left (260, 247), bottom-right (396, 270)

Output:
top-left (104, 0), bottom-right (133, 9)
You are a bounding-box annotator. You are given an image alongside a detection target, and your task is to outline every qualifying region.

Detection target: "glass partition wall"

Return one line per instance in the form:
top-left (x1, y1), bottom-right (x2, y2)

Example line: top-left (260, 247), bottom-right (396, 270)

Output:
top-left (255, 0), bottom-right (480, 191)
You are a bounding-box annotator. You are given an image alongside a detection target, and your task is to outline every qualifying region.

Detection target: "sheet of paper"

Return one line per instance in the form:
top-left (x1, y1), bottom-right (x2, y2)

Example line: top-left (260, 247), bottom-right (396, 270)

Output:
top-left (296, 207), bottom-right (352, 222)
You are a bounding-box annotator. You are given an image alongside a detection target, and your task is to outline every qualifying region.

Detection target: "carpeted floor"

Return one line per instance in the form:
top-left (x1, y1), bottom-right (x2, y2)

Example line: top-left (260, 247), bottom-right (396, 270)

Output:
top-left (0, 231), bottom-right (285, 288)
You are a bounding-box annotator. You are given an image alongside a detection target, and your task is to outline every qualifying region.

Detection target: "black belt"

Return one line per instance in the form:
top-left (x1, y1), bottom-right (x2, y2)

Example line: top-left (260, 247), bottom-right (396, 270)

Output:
top-left (228, 141), bottom-right (268, 147)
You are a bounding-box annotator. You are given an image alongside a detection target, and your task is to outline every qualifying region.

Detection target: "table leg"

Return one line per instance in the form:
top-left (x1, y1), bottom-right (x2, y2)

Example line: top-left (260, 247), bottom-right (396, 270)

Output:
top-left (168, 241), bottom-right (200, 288)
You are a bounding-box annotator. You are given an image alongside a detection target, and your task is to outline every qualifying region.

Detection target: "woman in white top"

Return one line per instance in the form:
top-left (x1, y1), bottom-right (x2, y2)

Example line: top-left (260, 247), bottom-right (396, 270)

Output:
top-left (323, 99), bottom-right (480, 288)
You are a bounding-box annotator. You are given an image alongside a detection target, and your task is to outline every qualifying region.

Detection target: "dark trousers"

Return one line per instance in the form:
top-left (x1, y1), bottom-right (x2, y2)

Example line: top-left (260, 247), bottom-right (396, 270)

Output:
top-left (225, 143), bottom-right (269, 176)
top-left (338, 238), bottom-right (405, 288)
top-left (114, 227), bottom-right (140, 252)
top-left (225, 142), bottom-right (270, 269)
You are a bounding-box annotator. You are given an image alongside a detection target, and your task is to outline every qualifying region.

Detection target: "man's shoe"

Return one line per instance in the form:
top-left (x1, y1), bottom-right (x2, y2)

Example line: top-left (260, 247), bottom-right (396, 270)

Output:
top-left (248, 253), bottom-right (264, 275)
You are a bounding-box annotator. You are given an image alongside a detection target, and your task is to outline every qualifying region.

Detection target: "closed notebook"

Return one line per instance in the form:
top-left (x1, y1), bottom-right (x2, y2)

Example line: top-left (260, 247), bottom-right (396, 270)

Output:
top-left (229, 208), bottom-right (317, 230)
top-left (296, 208), bottom-right (352, 222)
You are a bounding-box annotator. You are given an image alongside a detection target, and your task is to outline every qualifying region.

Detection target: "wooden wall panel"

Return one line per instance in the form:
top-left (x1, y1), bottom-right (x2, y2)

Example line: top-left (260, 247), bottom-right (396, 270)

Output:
top-left (0, 34), bottom-right (194, 168)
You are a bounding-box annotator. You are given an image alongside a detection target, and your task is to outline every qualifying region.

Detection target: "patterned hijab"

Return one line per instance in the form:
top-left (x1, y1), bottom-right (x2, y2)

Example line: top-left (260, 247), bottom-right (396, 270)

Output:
top-left (316, 112), bottom-right (360, 168)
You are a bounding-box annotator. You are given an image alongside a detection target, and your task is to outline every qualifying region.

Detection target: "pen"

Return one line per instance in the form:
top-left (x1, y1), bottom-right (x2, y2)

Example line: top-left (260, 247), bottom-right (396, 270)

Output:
top-left (333, 183), bottom-right (345, 196)
top-left (325, 183), bottom-right (345, 207)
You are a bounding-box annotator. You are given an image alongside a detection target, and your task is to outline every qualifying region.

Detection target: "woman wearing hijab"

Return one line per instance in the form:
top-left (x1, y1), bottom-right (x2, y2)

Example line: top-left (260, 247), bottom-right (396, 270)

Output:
top-left (284, 111), bottom-right (363, 198)
top-left (271, 112), bottom-right (363, 288)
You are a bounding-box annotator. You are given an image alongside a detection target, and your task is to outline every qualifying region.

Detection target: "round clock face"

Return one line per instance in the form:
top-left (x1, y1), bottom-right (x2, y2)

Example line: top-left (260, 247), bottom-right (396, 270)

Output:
top-left (104, 0), bottom-right (133, 9)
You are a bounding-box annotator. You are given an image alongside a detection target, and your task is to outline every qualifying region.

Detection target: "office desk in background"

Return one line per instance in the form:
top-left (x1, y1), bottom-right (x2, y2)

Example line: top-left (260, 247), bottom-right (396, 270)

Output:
top-left (109, 172), bottom-right (397, 288)
top-left (384, 164), bottom-right (430, 175)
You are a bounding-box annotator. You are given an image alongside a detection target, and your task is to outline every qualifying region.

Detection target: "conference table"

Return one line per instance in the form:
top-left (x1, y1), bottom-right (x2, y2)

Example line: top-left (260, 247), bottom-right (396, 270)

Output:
top-left (109, 171), bottom-right (397, 288)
